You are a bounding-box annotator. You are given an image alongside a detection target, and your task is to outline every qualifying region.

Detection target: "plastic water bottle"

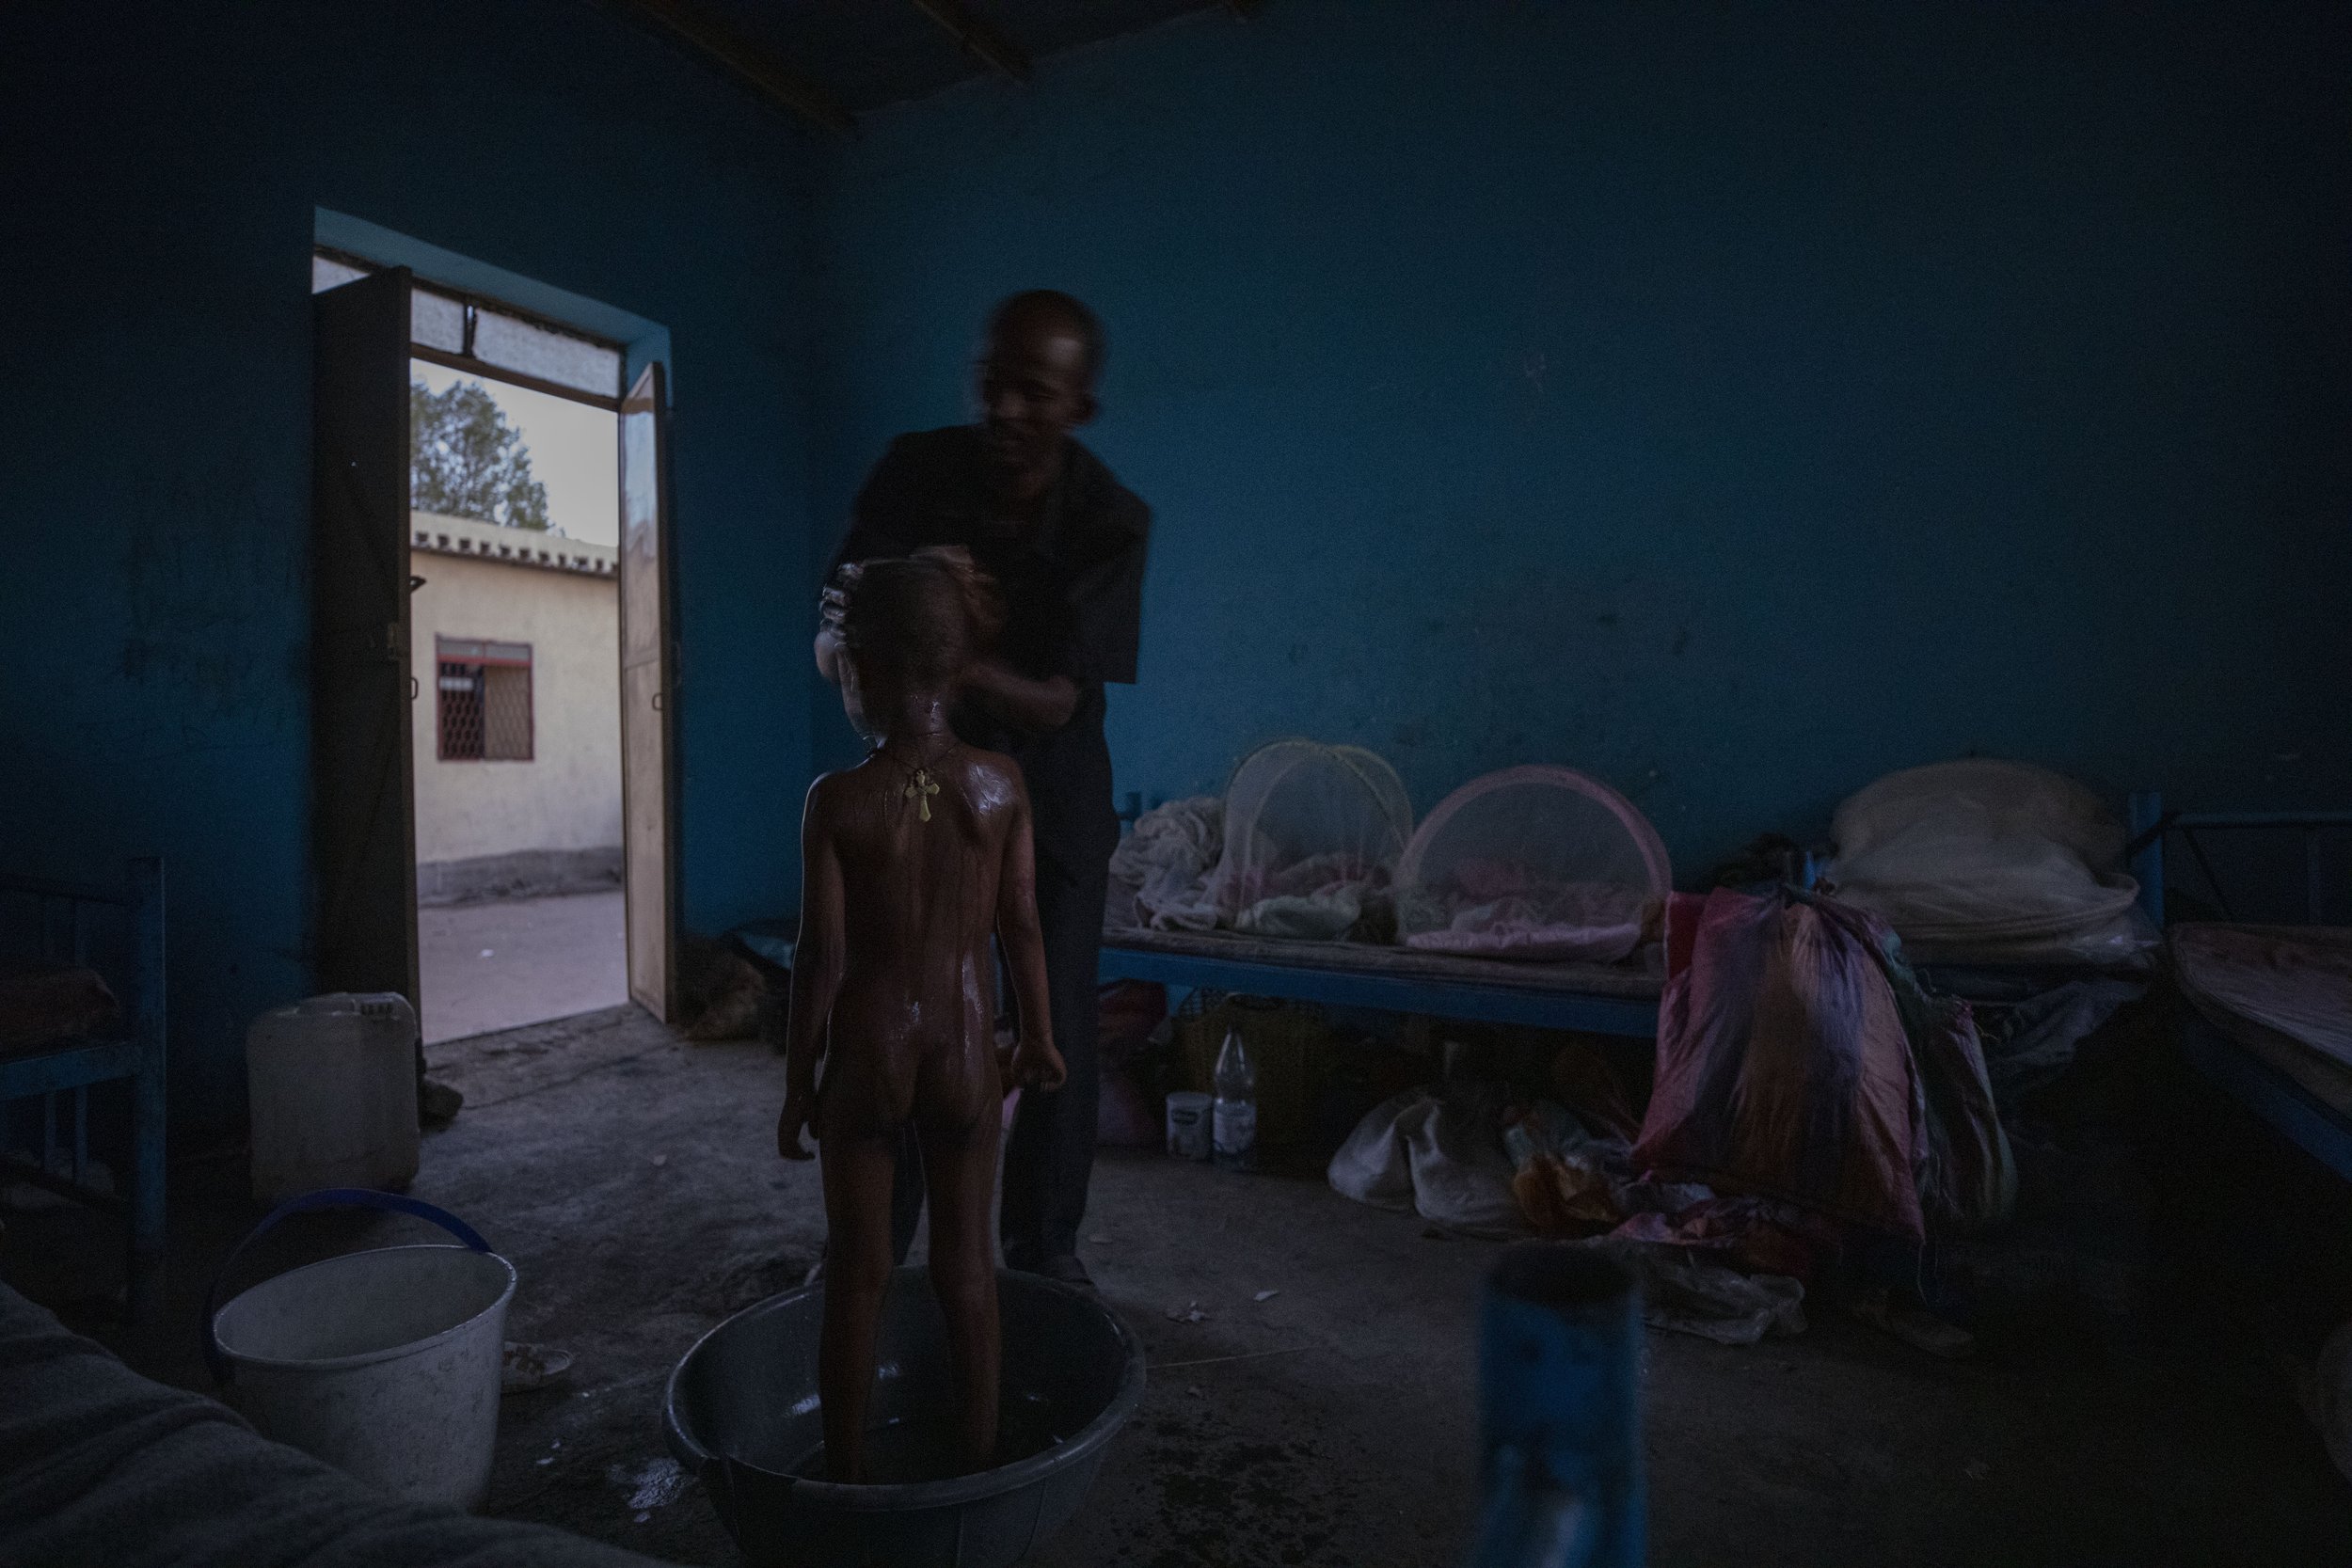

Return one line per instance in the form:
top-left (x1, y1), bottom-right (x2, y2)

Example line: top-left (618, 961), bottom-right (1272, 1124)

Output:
top-left (1212, 1029), bottom-right (1258, 1171)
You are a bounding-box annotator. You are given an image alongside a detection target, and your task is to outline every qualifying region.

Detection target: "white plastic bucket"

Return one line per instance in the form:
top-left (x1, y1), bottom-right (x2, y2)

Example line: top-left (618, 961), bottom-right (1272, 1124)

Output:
top-left (209, 1194), bottom-right (515, 1509)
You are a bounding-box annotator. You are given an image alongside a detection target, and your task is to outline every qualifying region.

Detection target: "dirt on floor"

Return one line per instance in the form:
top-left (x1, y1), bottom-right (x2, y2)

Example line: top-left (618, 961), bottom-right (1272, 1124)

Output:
top-left (8, 1004), bottom-right (2349, 1566)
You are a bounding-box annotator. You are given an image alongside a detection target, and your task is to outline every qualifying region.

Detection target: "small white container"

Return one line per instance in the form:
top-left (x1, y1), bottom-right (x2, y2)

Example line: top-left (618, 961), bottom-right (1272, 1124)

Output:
top-left (246, 993), bottom-right (421, 1202)
top-left (1165, 1090), bottom-right (1213, 1161)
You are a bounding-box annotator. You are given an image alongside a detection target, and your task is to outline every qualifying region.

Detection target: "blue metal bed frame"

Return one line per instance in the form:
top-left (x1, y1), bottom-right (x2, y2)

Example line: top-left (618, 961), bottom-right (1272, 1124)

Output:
top-left (1097, 939), bottom-right (1660, 1036)
top-left (2127, 791), bottom-right (2352, 1182)
top-left (1096, 930), bottom-right (1660, 1037)
top-left (0, 860), bottom-right (167, 1320)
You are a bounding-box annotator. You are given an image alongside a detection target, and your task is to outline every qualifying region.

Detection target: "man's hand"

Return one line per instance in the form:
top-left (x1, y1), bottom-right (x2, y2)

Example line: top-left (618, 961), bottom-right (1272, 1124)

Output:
top-left (813, 562), bottom-right (864, 685)
top-left (1007, 1036), bottom-right (1068, 1094)
top-left (776, 1091), bottom-right (817, 1160)
top-left (959, 659), bottom-right (1078, 735)
top-left (818, 561), bottom-right (863, 633)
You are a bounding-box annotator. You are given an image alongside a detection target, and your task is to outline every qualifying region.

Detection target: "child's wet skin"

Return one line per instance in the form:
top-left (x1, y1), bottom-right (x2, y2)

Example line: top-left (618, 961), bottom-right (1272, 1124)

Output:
top-left (778, 555), bottom-right (1065, 1483)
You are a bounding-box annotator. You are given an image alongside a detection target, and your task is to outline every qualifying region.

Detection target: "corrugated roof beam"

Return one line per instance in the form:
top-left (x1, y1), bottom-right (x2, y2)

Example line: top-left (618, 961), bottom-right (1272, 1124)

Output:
top-left (910, 0), bottom-right (1033, 84)
top-left (619, 0), bottom-right (857, 135)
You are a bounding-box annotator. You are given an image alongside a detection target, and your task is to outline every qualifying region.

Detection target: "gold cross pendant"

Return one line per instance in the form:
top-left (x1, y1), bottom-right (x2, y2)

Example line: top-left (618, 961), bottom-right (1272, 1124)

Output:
top-left (904, 769), bottom-right (941, 822)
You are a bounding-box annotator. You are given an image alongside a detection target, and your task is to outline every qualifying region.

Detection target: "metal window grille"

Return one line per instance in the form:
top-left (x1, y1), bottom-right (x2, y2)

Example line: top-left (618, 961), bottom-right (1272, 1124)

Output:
top-left (484, 665), bottom-right (532, 760)
top-left (311, 248), bottom-right (624, 409)
top-left (437, 662), bottom-right (485, 760)
top-left (436, 638), bottom-right (532, 762)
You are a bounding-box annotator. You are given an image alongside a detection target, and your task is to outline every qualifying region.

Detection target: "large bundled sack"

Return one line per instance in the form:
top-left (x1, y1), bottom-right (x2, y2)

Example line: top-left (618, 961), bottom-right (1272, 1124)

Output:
top-left (1631, 887), bottom-right (2015, 1241)
top-left (1824, 760), bottom-right (2155, 966)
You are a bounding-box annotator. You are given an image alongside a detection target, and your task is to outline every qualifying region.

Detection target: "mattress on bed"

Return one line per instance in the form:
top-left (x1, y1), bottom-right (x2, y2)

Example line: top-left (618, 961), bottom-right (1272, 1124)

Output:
top-left (2170, 923), bottom-right (2352, 1116)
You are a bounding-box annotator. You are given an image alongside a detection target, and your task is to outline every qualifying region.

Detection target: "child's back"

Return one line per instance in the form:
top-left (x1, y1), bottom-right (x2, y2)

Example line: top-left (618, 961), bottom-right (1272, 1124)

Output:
top-left (805, 743), bottom-right (1030, 1140)
top-left (776, 554), bottom-right (1062, 1484)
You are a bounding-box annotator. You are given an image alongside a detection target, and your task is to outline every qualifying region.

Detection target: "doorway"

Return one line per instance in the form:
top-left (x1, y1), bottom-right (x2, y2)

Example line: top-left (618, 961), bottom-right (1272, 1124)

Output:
top-left (308, 254), bottom-right (676, 1049)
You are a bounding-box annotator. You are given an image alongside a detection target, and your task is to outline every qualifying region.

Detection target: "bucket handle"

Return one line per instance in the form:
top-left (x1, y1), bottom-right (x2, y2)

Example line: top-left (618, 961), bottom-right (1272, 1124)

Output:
top-left (203, 1188), bottom-right (491, 1386)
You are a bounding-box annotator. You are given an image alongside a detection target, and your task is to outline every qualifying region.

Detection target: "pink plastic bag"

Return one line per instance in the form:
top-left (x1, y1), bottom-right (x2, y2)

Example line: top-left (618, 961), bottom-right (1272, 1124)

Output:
top-left (1633, 888), bottom-right (1924, 1239)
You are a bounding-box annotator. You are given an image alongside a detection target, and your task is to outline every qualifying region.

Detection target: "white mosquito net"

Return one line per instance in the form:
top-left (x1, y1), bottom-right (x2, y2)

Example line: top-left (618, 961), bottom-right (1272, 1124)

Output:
top-left (1823, 759), bottom-right (2155, 964)
top-left (1208, 740), bottom-right (1415, 942)
top-left (1394, 766), bottom-right (1671, 962)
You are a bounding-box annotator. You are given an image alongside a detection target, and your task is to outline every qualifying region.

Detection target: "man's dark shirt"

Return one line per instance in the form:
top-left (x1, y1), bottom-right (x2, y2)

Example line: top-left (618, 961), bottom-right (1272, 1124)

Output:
top-left (829, 425), bottom-right (1150, 867)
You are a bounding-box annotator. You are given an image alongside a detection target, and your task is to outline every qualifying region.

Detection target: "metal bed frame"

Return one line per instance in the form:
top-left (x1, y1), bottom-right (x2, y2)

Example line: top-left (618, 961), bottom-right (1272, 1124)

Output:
top-left (2128, 792), bottom-right (2352, 1181)
top-left (0, 859), bottom-right (167, 1320)
top-left (1096, 927), bottom-right (1661, 1037)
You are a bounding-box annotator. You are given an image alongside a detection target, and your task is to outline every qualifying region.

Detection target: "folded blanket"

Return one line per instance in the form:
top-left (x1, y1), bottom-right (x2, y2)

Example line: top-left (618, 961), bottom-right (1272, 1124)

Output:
top-left (0, 965), bottom-right (119, 1058)
top-left (0, 1281), bottom-right (680, 1568)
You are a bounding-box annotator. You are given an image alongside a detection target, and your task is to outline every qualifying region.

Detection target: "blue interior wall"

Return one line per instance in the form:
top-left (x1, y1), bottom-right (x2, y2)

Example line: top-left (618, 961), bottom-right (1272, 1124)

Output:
top-left (809, 0), bottom-right (2352, 869)
top-left (6, 0), bottom-right (2350, 1130)
top-left (0, 0), bottom-right (818, 1124)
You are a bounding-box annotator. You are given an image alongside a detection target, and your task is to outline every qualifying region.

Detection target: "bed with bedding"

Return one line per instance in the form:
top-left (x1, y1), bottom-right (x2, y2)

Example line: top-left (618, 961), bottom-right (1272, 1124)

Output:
top-left (0, 860), bottom-right (167, 1321)
top-left (2130, 794), bottom-right (2352, 1181)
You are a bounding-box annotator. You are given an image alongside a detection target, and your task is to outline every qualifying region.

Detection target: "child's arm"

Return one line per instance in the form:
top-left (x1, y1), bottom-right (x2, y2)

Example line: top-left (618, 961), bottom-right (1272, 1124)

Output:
top-left (778, 783), bottom-right (845, 1159)
top-left (994, 781), bottom-right (1068, 1093)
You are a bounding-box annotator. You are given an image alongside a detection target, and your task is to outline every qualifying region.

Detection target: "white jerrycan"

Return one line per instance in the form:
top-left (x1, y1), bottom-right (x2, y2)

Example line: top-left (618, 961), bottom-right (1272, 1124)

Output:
top-left (246, 992), bottom-right (421, 1202)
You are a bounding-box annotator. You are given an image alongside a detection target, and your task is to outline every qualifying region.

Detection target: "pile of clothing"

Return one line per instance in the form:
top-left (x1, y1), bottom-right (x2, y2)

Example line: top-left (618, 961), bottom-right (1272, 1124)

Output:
top-left (1105, 796), bottom-right (1224, 932)
top-left (1213, 851), bottom-right (1395, 942)
top-left (1106, 795), bottom-right (1401, 942)
top-left (1327, 883), bottom-right (2019, 1347)
top-left (1397, 869), bottom-right (1651, 963)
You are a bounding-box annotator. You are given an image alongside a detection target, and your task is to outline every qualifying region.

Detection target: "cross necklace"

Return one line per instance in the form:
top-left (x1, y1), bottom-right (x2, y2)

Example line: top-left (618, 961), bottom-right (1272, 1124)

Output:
top-left (872, 735), bottom-right (958, 824)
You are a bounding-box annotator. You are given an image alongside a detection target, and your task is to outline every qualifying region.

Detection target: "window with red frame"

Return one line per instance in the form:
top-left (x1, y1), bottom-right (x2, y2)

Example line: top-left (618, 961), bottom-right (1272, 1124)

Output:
top-left (437, 638), bottom-right (533, 761)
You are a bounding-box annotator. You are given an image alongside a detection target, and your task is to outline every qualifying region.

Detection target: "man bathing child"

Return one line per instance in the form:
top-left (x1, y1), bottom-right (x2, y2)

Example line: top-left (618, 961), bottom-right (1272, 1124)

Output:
top-left (777, 549), bottom-right (1068, 1483)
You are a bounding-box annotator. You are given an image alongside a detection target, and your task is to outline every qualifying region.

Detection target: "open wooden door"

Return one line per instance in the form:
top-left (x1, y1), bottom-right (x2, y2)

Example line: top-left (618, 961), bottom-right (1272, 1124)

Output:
top-left (620, 362), bottom-right (678, 1021)
top-left (311, 268), bottom-right (420, 1007)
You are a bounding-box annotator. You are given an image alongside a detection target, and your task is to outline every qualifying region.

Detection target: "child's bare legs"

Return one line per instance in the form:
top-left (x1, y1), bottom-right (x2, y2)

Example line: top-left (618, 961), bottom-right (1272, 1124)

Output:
top-left (817, 1127), bottom-right (898, 1483)
top-left (919, 1101), bottom-right (1002, 1471)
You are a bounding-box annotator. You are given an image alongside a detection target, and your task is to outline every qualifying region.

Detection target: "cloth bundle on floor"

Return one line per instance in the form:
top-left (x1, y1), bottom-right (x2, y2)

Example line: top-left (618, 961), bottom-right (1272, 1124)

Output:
top-left (1326, 1085), bottom-right (1529, 1238)
top-left (1631, 886), bottom-right (2016, 1242)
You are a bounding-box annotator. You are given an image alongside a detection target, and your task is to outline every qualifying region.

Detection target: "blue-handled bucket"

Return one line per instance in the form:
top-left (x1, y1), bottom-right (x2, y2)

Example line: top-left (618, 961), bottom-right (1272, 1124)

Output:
top-left (206, 1189), bottom-right (516, 1509)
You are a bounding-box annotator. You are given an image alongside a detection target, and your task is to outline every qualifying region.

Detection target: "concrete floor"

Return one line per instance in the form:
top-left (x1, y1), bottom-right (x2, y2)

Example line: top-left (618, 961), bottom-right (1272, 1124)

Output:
top-left (9, 1006), bottom-right (2350, 1565)
top-left (418, 891), bottom-right (628, 1044)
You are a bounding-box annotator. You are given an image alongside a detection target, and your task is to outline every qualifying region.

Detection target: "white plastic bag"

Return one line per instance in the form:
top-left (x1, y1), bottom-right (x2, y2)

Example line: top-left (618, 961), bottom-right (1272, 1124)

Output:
top-left (1327, 1089), bottom-right (1528, 1238)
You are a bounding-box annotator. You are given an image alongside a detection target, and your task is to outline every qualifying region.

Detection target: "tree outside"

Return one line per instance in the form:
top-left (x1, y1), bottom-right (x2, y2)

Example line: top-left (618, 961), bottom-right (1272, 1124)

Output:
top-left (411, 380), bottom-right (551, 531)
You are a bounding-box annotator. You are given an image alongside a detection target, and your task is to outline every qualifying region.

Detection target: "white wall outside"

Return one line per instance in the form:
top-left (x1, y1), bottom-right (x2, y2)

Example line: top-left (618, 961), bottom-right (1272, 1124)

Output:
top-left (408, 513), bottom-right (621, 869)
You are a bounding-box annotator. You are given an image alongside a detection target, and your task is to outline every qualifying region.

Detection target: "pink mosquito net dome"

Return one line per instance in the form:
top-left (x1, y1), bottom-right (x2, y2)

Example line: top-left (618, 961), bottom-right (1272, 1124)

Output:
top-left (1394, 766), bottom-right (1670, 962)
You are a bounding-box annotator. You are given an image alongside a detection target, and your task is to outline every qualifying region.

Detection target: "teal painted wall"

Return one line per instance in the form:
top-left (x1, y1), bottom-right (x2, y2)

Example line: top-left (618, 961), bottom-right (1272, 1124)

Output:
top-left (808, 1), bottom-right (2352, 871)
top-left (7, 0), bottom-right (2351, 1127)
top-left (0, 0), bottom-right (818, 1123)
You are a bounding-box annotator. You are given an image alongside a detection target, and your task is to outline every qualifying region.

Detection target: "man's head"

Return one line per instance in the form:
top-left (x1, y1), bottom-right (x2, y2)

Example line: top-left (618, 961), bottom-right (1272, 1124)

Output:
top-left (977, 290), bottom-right (1104, 490)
